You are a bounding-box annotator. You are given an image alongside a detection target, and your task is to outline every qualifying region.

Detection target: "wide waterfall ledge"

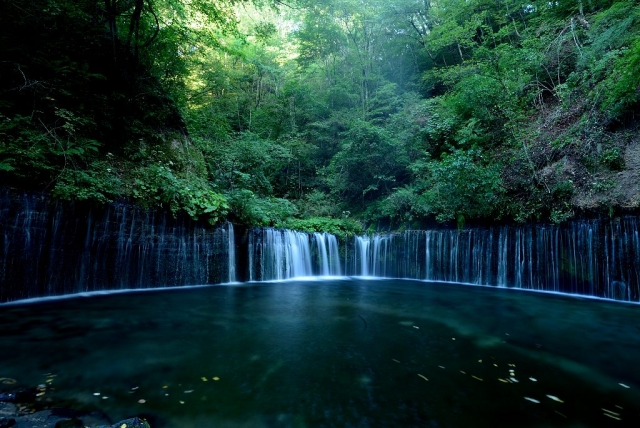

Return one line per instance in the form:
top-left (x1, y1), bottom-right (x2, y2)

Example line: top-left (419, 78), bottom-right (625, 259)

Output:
top-left (1, 192), bottom-right (639, 302)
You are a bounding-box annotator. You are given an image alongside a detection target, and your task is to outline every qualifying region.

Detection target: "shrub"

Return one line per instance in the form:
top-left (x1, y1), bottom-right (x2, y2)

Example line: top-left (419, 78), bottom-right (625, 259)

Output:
top-left (278, 217), bottom-right (363, 236)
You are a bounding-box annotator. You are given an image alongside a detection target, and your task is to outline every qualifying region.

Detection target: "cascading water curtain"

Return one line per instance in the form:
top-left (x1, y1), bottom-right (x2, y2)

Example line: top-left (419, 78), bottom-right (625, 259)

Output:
top-left (6, 188), bottom-right (639, 302)
top-left (227, 223), bottom-right (236, 283)
top-left (354, 236), bottom-right (371, 276)
top-left (349, 218), bottom-right (640, 301)
top-left (1, 191), bottom-right (231, 302)
top-left (250, 228), bottom-right (344, 281)
top-left (313, 232), bottom-right (342, 276)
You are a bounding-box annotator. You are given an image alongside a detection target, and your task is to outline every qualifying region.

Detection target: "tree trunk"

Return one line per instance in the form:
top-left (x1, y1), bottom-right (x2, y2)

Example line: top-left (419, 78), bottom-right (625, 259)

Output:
top-left (127, 0), bottom-right (145, 63)
top-left (104, 0), bottom-right (118, 65)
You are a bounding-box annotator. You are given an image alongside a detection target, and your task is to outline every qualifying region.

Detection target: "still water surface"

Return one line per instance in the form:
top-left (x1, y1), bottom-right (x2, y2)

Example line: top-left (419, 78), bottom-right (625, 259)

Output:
top-left (1, 279), bottom-right (639, 427)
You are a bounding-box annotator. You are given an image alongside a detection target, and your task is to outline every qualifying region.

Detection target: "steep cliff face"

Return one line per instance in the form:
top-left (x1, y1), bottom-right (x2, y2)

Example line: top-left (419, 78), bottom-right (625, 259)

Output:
top-left (500, 98), bottom-right (639, 223)
top-left (537, 133), bottom-right (640, 212)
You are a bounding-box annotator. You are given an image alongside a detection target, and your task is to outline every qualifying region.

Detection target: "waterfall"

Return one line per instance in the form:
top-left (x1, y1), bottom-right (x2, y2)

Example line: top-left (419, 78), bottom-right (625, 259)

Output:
top-left (0, 191), bottom-right (230, 302)
top-left (345, 220), bottom-right (640, 301)
top-left (249, 229), bottom-right (313, 281)
top-left (248, 229), bottom-right (343, 281)
top-left (3, 189), bottom-right (640, 303)
top-left (314, 232), bottom-right (330, 275)
top-left (497, 230), bottom-right (508, 286)
top-left (326, 233), bottom-right (342, 276)
top-left (371, 235), bottom-right (383, 276)
top-left (228, 223), bottom-right (236, 283)
top-left (355, 236), bottom-right (371, 276)
top-left (313, 232), bottom-right (341, 276)
top-left (286, 230), bottom-right (313, 278)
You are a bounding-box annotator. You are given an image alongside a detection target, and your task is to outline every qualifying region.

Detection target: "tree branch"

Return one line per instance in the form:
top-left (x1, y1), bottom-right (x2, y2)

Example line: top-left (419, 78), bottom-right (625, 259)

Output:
top-left (140, 0), bottom-right (160, 48)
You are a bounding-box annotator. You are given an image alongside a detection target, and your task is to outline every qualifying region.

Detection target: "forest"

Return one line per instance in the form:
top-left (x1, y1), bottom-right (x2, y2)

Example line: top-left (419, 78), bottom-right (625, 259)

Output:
top-left (1, 0), bottom-right (639, 233)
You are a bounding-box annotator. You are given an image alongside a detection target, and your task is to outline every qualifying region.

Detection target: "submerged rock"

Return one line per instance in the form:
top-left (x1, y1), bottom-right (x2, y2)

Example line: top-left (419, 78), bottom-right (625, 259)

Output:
top-left (96, 418), bottom-right (150, 428)
top-left (0, 403), bottom-right (16, 421)
top-left (1, 383), bottom-right (148, 428)
top-left (0, 409), bottom-right (149, 428)
top-left (0, 417), bottom-right (16, 428)
top-left (0, 398), bottom-right (124, 428)
top-left (0, 394), bottom-right (16, 403)
top-left (54, 419), bottom-right (83, 428)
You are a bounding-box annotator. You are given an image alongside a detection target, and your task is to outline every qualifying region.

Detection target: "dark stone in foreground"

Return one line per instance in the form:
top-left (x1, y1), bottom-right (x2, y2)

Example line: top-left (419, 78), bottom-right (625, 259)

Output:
top-left (96, 418), bottom-right (150, 428)
top-left (54, 419), bottom-right (83, 428)
top-left (0, 401), bottom-right (150, 428)
top-left (0, 394), bottom-right (16, 403)
top-left (0, 417), bottom-right (16, 427)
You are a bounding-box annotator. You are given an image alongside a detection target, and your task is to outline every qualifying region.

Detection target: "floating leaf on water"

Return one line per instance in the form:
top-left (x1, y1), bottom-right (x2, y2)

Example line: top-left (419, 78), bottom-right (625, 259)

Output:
top-left (546, 395), bottom-right (564, 403)
top-left (138, 399), bottom-right (146, 404)
top-left (471, 376), bottom-right (483, 381)
top-left (510, 377), bottom-right (519, 383)
top-left (524, 397), bottom-right (540, 403)
top-left (602, 408), bottom-right (620, 417)
top-left (417, 374), bottom-right (429, 382)
top-left (529, 377), bottom-right (537, 382)
top-left (619, 383), bottom-right (630, 389)
top-left (201, 377), bottom-right (208, 382)
top-left (213, 377), bottom-right (220, 381)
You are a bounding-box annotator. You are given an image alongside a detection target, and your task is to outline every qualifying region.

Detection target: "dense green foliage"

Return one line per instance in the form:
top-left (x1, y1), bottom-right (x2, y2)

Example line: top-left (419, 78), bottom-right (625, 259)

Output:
top-left (1, 0), bottom-right (639, 231)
